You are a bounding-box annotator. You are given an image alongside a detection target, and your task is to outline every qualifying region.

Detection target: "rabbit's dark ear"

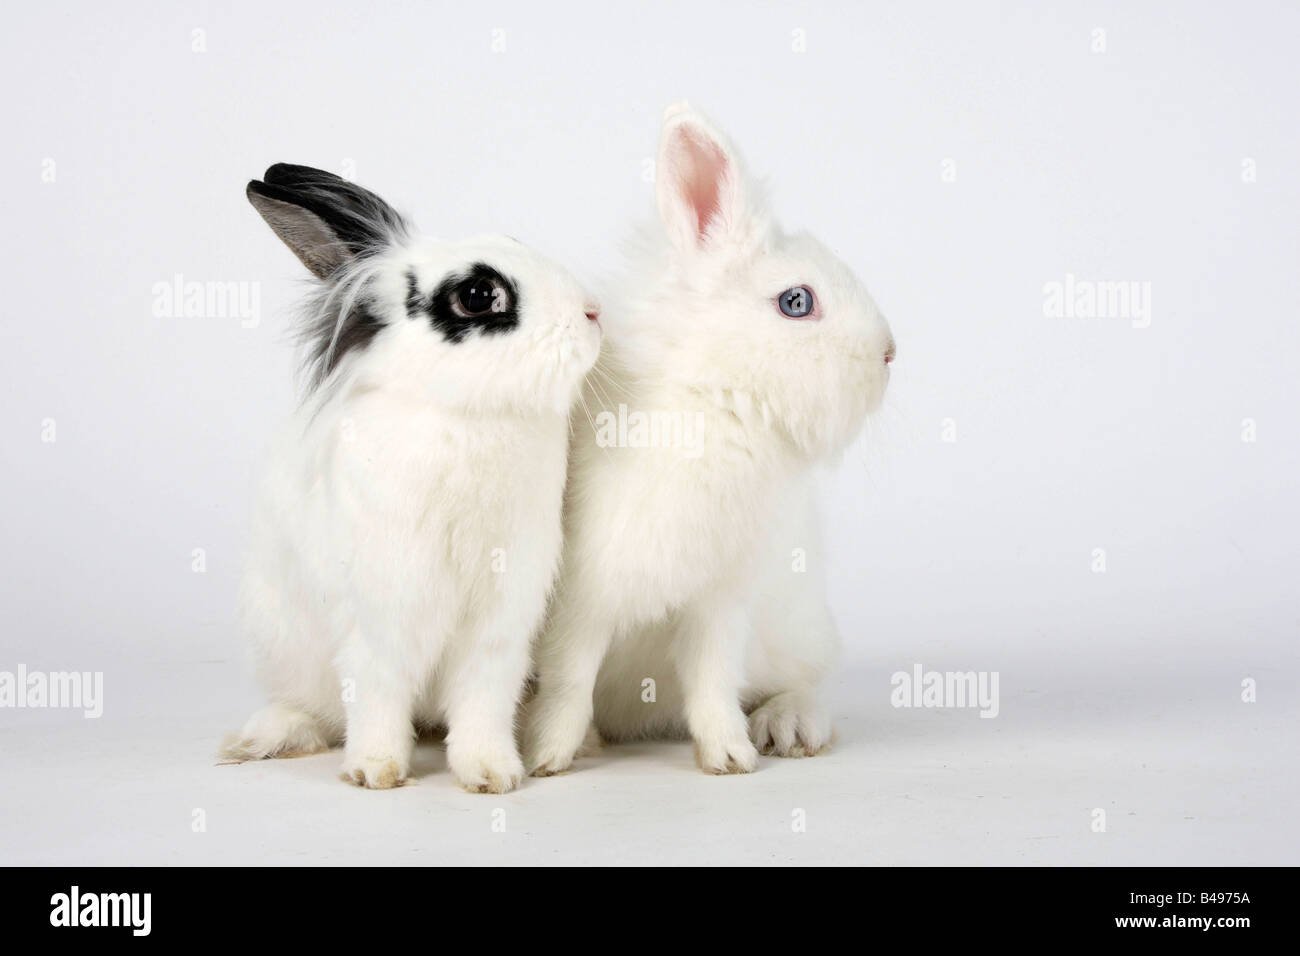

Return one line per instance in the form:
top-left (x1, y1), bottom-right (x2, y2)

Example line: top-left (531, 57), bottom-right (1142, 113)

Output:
top-left (246, 165), bottom-right (410, 280)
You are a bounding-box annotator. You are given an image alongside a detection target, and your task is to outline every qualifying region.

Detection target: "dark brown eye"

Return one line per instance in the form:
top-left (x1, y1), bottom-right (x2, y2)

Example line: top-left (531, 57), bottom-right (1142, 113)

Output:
top-left (456, 278), bottom-right (502, 316)
top-left (426, 263), bottom-right (519, 343)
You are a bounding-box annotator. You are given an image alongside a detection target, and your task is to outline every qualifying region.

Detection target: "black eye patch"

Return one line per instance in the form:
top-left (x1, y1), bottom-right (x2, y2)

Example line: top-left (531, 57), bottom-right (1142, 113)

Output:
top-left (406, 264), bottom-right (520, 343)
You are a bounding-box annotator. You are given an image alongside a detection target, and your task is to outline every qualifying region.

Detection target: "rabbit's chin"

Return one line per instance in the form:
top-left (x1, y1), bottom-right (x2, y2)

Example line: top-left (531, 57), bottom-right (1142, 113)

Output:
top-left (706, 352), bottom-right (887, 464)
top-left (777, 391), bottom-right (881, 462)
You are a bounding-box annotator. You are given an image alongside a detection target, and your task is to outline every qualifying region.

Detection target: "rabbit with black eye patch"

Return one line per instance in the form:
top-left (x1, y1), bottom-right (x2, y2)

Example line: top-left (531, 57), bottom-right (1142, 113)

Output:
top-left (523, 104), bottom-right (896, 776)
top-left (221, 165), bottom-right (601, 793)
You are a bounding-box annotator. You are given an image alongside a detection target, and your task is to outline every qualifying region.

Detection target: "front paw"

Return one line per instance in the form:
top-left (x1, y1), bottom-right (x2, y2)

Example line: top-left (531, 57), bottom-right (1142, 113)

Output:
top-left (448, 743), bottom-right (524, 794)
top-left (521, 697), bottom-right (589, 777)
top-left (748, 691), bottom-right (831, 757)
top-left (341, 755), bottom-right (408, 789)
top-left (524, 729), bottom-right (581, 777)
top-left (694, 730), bottom-right (759, 775)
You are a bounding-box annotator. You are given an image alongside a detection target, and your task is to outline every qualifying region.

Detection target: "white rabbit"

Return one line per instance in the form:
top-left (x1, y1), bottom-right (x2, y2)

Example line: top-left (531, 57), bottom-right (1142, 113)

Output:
top-left (221, 164), bottom-right (600, 793)
top-left (524, 105), bottom-right (895, 775)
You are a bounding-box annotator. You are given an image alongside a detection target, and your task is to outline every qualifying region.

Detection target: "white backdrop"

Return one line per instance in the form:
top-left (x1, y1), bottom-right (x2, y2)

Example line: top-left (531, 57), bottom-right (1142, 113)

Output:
top-left (1, 0), bottom-right (1296, 865)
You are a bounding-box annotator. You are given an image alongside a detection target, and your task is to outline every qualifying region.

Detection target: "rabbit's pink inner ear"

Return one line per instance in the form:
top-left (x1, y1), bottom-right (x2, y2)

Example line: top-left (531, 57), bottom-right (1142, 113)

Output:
top-left (666, 125), bottom-right (732, 246)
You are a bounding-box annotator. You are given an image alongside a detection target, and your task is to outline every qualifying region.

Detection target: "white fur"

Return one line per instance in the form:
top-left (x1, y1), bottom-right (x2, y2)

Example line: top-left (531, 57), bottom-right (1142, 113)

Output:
top-left (223, 229), bottom-right (600, 793)
top-left (524, 104), bottom-right (894, 775)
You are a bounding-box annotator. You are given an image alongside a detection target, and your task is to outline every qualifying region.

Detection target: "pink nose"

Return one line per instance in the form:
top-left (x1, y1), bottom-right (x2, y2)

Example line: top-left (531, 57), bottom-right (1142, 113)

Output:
top-left (884, 343), bottom-right (896, 364)
top-left (585, 308), bottom-right (601, 322)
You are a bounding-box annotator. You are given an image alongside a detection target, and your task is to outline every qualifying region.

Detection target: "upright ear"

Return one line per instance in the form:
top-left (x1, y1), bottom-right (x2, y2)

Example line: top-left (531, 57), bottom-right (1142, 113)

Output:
top-left (655, 103), bottom-right (751, 254)
top-left (246, 164), bottom-right (410, 280)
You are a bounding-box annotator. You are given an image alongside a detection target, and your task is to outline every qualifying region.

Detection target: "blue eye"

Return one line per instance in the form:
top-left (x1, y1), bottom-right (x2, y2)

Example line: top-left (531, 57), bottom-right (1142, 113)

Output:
top-left (778, 286), bottom-right (814, 318)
